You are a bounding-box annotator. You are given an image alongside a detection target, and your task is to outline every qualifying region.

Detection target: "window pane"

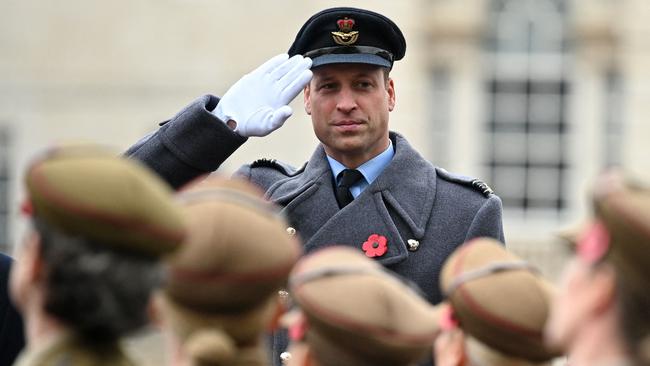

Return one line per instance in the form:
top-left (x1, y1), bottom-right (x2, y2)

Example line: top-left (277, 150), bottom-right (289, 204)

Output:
top-left (430, 68), bottom-right (451, 167)
top-left (493, 55), bottom-right (530, 80)
top-left (493, 166), bottom-right (527, 201)
top-left (528, 133), bottom-right (561, 164)
top-left (529, 93), bottom-right (562, 124)
top-left (483, 0), bottom-right (570, 216)
top-left (0, 215), bottom-right (5, 247)
top-left (494, 93), bottom-right (527, 124)
top-left (530, 17), bottom-right (564, 53)
top-left (527, 167), bottom-right (560, 200)
top-left (529, 54), bottom-right (566, 79)
top-left (495, 17), bottom-right (529, 52)
top-left (0, 181), bottom-right (5, 209)
top-left (494, 133), bottom-right (527, 163)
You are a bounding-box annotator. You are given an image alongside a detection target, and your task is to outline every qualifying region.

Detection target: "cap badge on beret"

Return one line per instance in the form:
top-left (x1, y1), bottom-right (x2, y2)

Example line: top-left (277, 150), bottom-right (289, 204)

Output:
top-left (332, 17), bottom-right (358, 46)
top-left (362, 233), bottom-right (388, 258)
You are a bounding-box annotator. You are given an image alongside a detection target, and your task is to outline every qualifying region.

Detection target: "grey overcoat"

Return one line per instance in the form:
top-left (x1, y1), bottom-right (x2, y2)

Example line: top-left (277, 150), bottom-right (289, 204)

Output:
top-left (127, 94), bottom-right (505, 364)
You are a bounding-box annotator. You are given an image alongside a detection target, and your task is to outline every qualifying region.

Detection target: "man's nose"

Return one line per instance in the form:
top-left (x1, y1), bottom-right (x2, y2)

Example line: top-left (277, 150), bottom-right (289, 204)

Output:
top-left (336, 87), bottom-right (357, 113)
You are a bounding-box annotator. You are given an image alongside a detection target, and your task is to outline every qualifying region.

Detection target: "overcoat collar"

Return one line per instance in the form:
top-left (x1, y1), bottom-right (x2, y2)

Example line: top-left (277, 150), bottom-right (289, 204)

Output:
top-left (266, 132), bottom-right (437, 265)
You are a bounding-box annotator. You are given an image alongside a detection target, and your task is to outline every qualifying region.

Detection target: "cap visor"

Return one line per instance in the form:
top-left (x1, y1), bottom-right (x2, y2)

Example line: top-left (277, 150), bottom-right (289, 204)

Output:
top-left (311, 53), bottom-right (391, 68)
top-left (554, 221), bottom-right (592, 249)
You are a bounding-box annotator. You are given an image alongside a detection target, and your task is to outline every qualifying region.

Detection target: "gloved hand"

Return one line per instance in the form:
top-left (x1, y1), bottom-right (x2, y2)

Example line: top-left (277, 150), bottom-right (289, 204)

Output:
top-left (213, 54), bottom-right (313, 137)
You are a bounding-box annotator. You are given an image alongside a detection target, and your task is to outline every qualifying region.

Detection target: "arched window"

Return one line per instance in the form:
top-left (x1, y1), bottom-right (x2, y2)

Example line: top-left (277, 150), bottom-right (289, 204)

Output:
top-left (483, 0), bottom-right (570, 218)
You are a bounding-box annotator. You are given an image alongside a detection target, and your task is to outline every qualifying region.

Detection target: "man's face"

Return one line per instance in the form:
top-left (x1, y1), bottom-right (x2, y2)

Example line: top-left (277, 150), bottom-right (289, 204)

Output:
top-left (544, 255), bottom-right (615, 351)
top-left (545, 222), bottom-right (617, 351)
top-left (304, 63), bottom-right (395, 166)
top-left (545, 258), bottom-right (590, 349)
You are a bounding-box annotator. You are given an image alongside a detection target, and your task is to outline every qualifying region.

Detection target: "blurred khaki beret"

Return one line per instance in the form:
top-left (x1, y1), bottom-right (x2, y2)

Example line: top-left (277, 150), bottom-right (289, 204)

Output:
top-left (24, 144), bottom-right (185, 257)
top-left (161, 177), bottom-right (301, 343)
top-left (590, 171), bottom-right (650, 291)
top-left (288, 246), bottom-right (440, 366)
top-left (440, 238), bottom-right (560, 362)
top-left (554, 171), bottom-right (650, 291)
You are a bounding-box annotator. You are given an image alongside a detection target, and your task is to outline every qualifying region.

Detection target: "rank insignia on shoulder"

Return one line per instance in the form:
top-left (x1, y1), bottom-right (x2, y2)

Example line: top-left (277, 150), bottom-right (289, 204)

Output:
top-left (250, 158), bottom-right (306, 177)
top-left (251, 158), bottom-right (279, 168)
top-left (471, 179), bottom-right (494, 197)
top-left (435, 167), bottom-right (495, 198)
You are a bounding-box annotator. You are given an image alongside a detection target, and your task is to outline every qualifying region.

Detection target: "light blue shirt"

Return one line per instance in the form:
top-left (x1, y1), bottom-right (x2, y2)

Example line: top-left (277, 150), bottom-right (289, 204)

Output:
top-left (327, 141), bottom-right (394, 198)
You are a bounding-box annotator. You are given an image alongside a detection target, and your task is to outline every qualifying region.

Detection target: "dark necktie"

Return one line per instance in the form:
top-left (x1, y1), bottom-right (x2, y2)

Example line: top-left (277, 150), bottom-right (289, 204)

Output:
top-left (335, 169), bottom-right (364, 209)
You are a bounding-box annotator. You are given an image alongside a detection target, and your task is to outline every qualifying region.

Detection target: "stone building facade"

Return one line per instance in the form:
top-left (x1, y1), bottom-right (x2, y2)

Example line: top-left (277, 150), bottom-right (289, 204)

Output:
top-left (2, 0), bottom-right (649, 281)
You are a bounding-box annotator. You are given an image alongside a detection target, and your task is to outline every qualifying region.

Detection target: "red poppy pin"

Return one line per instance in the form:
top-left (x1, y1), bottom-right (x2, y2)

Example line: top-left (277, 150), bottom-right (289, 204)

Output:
top-left (362, 234), bottom-right (388, 258)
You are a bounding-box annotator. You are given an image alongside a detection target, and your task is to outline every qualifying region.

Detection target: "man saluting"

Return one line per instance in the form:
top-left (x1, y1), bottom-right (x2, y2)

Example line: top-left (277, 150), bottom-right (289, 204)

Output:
top-left (127, 6), bottom-right (505, 365)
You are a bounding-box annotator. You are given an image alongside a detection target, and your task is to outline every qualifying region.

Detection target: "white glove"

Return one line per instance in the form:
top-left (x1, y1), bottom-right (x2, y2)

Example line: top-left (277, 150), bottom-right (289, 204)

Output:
top-left (213, 54), bottom-right (313, 137)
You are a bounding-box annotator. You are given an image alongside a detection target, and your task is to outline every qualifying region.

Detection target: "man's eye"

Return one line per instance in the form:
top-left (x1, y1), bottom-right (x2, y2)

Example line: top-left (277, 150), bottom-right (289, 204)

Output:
top-left (356, 81), bottom-right (372, 88)
top-left (319, 83), bottom-right (336, 90)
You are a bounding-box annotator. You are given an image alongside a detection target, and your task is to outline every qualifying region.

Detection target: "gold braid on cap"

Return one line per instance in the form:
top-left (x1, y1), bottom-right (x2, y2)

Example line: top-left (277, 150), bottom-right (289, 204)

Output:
top-left (444, 261), bottom-right (539, 297)
top-left (290, 264), bottom-right (424, 298)
top-left (175, 188), bottom-right (285, 220)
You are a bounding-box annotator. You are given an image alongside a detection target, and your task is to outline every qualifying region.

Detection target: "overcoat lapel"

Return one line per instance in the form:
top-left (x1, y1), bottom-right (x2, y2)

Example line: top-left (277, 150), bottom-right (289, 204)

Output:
top-left (266, 145), bottom-right (339, 242)
top-left (267, 132), bottom-right (438, 266)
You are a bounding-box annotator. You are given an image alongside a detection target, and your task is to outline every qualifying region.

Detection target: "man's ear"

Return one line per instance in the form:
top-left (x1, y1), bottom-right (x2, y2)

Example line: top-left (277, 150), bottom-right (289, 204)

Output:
top-left (387, 78), bottom-right (395, 112)
top-left (25, 232), bottom-right (45, 283)
top-left (304, 85), bottom-right (312, 115)
top-left (148, 292), bottom-right (165, 328)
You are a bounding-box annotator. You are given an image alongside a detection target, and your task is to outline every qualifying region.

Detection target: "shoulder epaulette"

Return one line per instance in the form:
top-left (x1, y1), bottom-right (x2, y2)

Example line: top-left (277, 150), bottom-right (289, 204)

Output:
top-left (435, 167), bottom-right (495, 198)
top-left (250, 158), bottom-right (306, 177)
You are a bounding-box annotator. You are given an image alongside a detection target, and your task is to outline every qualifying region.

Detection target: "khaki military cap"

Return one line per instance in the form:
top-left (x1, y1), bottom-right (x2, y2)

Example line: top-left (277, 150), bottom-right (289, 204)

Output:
top-left (24, 144), bottom-right (185, 257)
top-left (288, 246), bottom-right (440, 366)
top-left (590, 171), bottom-right (650, 291)
top-left (440, 238), bottom-right (560, 362)
top-left (164, 177), bottom-right (301, 314)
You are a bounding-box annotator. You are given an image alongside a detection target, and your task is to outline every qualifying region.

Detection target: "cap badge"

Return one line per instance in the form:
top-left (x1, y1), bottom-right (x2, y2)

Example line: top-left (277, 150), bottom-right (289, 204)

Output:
top-left (332, 17), bottom-right (359, 46)
top-left (362, 234), bottom-right (388, 258)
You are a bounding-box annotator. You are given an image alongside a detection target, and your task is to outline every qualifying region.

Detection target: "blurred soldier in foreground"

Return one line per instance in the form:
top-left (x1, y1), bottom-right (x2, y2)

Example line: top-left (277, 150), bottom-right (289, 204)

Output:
top-left (545, 171), bottom-right (650, 366)
top-left (283, 246), bottom-right (440, 366)
top-left (434, 238), bottom-right (560, 366)
top-left (10, 145), bottom-right (185, 366)
top-left (0, 252), bottom-right (25, 364)
top-left (155, 178), bottom-right (301, 366)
